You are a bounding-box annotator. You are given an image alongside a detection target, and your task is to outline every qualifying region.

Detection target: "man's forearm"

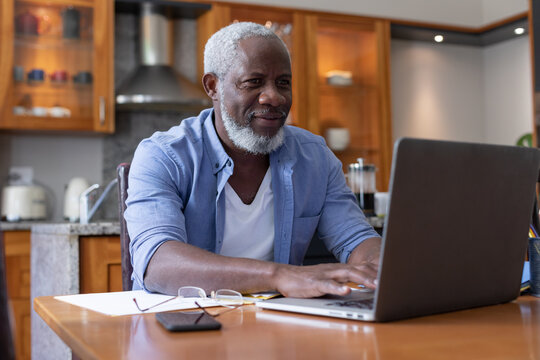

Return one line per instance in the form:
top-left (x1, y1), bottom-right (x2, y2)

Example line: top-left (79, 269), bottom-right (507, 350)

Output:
top-left (143, 240), bottom-right (380, 297)
top-left (347, 237), bottom-right (381, 265)
top-left (144, 240), bottom-right (279, 295)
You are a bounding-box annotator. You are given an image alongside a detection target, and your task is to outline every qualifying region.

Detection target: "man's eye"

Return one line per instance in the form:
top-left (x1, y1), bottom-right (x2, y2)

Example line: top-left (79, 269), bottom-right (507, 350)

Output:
top-left (245, 79), bottom-right (262, 85)
top-left (277, 79), bottom-right (291, 88)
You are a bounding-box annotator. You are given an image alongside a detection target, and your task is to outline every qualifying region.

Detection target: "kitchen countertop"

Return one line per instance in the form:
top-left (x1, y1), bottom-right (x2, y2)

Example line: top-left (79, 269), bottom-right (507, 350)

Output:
top-left (31, 222), bottom-right (120, 235)
top-left (1, 221), bottom-right (120, 235)
top-left (3, 218), bottom-right (383, 233)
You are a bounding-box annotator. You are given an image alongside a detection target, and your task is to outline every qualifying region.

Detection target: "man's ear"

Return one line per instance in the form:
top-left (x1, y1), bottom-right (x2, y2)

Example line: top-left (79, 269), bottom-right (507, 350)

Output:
top-left (202, 73), bottom-right (219, 101)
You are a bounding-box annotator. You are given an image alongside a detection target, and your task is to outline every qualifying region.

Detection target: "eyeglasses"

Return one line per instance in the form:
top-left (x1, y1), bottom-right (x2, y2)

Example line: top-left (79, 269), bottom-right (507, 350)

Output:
top-left (133, 286), bottom-right (244, 313)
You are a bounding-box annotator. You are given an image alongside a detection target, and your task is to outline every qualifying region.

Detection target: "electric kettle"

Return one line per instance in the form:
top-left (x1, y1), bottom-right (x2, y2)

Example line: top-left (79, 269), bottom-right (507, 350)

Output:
top-left (1, 185), bottom-right (47, 221)
top-left (64, 177), bottom-right (89, 222)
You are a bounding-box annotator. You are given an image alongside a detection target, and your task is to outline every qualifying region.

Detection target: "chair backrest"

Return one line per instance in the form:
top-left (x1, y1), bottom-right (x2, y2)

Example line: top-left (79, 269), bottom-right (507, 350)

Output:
top-left (117, 163), bottom-right (133, 291)
top-left (0, 232), bottom-right (16, 360)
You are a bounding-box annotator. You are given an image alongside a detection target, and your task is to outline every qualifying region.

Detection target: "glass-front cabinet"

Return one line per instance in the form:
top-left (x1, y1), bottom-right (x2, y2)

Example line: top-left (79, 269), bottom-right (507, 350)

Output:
top-left (0, 0), bottom-right (114, 133)
top-left (305, 14), bottom-right (392, 191)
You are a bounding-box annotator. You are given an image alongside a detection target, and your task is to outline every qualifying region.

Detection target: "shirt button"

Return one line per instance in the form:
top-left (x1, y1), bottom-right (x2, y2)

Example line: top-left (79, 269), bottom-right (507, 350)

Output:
top-left (215, 163), bottom-right (219, 168)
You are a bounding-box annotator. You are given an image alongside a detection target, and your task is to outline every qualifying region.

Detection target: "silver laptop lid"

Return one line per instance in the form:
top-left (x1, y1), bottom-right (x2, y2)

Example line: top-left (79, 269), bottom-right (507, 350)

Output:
top-left (373, 138), bottom-right (540, 321)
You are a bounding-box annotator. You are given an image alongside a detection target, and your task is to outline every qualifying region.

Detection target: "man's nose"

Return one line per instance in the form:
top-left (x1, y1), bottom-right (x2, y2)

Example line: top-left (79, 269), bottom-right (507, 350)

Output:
top-left (258, 84), bottom-right (287, 107)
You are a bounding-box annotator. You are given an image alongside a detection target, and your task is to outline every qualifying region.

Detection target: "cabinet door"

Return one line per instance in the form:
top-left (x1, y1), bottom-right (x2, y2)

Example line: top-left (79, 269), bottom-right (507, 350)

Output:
top-left (0, 0), bottom-right (114, 133)
top-left (79, 236), bottom-right (122, 293)
top-left (305, 15), bottom-right (392, 191)
top-left (3, 230), bottom-right (31, 360)
top-left (197, 3), bottom-right (308, 128)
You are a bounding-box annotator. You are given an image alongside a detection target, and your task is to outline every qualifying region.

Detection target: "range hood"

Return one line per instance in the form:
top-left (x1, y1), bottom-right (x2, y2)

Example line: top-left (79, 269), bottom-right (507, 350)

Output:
top-left (116, 2), bottom-right (211, 111)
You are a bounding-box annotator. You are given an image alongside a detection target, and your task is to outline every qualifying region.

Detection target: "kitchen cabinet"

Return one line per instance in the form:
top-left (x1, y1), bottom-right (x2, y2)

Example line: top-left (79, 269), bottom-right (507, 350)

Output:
top-left (304, 13), bottom-right (392, 191)
top-left (3, 230), bottom-right (31, 360)
top-left (198, 4), bottom-right (392, 190)
top-left (0, 0), bottom-right (114, 133)
top-left (79, 235), bottom-right (122, 293)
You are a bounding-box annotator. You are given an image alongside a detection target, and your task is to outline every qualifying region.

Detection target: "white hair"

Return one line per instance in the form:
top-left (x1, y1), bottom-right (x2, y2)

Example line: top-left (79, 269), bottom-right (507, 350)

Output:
top-left (204, 22), bottom-right (290, 80)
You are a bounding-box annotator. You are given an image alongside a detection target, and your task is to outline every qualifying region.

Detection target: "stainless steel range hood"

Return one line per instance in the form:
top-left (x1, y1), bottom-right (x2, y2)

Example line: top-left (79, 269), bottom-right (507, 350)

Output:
top-left (116, 2), bottom-right (210, 111)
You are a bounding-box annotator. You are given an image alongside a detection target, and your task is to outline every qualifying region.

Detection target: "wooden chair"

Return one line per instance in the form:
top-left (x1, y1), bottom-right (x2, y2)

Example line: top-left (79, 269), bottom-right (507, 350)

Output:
top-left (0, 232), bottom-right (16, 360)
top-left (117, 163), bottom-right (134, 291)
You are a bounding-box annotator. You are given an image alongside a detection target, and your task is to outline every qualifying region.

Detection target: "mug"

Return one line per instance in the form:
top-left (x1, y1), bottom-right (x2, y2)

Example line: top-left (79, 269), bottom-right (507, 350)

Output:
top-left (12, 106), bottom-right (27, 115)
top-left (30, 107), bottom-right (48, 117)
top-left (15, 11), bottom-right (50, 35)
top-left (50, 70), bottom-right (68, 83)
top-left (73, 71), bottom-right (93, 84)
top-left (62, 7), bottom-right (80, 39)
top-left (49, 106), bottom-right (71, 118)
top-left (13, 66), bottom-right (25, 82)
top-left (27, 69), bottom-right (45, 82)
top-left (325, 128), bottom-right (350, 151)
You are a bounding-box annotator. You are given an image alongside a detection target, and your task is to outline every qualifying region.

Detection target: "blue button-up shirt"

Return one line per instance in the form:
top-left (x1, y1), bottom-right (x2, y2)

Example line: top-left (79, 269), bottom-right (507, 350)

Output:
top-left (126, 109), bottom-right (380, 290)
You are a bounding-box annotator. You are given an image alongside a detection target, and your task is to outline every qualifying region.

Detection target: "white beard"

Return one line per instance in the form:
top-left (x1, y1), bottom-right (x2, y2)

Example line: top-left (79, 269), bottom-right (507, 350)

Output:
top-left (219, 92), bottom-right (285, 155)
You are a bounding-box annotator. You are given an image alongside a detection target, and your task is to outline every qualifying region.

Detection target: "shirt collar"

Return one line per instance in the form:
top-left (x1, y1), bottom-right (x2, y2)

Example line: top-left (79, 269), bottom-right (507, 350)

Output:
top-left (202, 109), bottom-right (231, 175)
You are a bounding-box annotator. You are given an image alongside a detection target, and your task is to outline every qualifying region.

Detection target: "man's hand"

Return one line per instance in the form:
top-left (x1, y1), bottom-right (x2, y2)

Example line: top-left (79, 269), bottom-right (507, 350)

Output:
top-left (272, 261), bottom-right (377, 298)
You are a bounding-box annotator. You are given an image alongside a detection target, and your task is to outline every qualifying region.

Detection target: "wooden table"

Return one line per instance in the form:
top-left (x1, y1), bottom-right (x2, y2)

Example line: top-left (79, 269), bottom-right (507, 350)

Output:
top-left (34, 295), bottom-right (540, 360)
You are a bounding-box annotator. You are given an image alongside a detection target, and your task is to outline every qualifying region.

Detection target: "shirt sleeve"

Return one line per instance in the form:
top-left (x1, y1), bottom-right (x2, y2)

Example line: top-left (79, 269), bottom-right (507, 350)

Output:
top-left (124, 138), bottom-right (188, 291)
top-left (316, 147), bottom-right (381, 263)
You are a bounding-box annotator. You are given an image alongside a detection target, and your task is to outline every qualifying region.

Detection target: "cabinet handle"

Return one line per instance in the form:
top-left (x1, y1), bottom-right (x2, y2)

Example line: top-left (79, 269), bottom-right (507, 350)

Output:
top-left (99, 96), bottom-right (105, 126)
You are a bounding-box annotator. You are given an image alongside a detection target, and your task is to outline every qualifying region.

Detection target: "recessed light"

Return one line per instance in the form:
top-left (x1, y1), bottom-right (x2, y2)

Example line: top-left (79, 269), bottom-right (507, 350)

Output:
top-left (514, 27), bottom-right (525, 35)
top-left (434, 35), bottom-right (444, 43)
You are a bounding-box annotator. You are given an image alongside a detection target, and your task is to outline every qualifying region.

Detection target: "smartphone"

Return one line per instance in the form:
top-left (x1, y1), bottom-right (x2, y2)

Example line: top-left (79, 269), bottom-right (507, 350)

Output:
top-left (155, 312), bottom-right (222, 332)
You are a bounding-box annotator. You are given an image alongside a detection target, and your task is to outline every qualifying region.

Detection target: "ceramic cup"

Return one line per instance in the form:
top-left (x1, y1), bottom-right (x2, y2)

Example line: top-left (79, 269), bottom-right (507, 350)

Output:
top-left (27, 68), bottom-right (45, 82)
top-left (31, 107), bottom-right (48, 117)
top-left (12, 106), bottom-right (27, 115)
top-left (15, 11), bottom-right (50, 35)
top-left (49, 106), bottom-right (71, 118)
top-left (73, 71), bottom-right (93, 84)
top-left (13, 66), bottom-right (25, 82)
top-left (50, 70), bottom-right (68, 83)
top-left (325, 128), bottom-right (350, 151)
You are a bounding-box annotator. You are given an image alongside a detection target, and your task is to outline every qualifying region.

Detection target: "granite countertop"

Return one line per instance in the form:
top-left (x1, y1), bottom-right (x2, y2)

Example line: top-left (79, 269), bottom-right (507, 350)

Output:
top-left (1, 221), bottom-right (49, 231)
top-left (1, 221), bottom-right (120, 235)
top-left (3, 218), bottom-right (382, 234)
top-left (31, 222), bottom-right (120, 235)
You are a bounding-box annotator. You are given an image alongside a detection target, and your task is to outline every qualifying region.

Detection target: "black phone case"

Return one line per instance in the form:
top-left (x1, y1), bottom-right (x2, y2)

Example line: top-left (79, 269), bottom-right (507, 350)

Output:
top-left (156, 312), bottom-right (222, 332)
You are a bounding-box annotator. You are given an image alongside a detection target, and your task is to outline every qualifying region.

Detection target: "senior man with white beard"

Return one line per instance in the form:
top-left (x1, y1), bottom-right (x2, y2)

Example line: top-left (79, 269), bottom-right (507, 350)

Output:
top-left (125, 22), bottom-right (381, 298)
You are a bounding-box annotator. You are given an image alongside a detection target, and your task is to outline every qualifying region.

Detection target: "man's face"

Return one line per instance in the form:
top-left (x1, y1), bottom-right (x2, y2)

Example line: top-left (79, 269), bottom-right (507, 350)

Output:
top-left (217, 37), bottom-right (292, 154)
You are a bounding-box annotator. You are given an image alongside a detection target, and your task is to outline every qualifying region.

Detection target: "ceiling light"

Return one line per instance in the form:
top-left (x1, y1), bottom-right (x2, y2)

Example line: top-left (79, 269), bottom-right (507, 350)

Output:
top-left (514, 27), bottom-right (525, 35)
top-left (434, 35), bottom-right (444, 43)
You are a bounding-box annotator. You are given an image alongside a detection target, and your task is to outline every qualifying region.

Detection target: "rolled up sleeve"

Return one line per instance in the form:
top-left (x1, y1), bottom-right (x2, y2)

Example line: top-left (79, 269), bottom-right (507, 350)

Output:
top-left (317, 147), bottom-right (380, 263)
top-left (125, 139), bottom-right (187, 290)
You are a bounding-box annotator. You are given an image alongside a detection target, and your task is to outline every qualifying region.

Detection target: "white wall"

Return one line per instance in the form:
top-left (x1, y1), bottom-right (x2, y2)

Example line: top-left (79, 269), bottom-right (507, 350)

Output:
top-left (6, 135), bottom-right (103, 221)
top-left (483, 36), bottom-right (533, 145)
top-left (215, 0), bottom-right (527, 27)
top-left (391, 35), bottom-right (533, 146)
top-left (391, 40), bottom-right (485, 142)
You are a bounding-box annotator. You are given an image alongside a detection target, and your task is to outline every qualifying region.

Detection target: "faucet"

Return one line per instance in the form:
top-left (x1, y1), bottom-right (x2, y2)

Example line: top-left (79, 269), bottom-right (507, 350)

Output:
top-left (79, 178), bottom-right (118, 224)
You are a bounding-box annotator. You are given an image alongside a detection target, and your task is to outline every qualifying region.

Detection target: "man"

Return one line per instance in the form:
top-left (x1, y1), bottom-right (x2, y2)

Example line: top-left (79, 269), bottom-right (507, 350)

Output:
top-left (125, 22), bottom-right (381, 297)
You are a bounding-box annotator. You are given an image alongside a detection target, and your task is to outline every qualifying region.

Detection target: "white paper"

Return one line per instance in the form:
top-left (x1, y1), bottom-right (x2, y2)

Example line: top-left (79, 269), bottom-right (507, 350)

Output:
top-left (54, 290), bottom-right (222, 316)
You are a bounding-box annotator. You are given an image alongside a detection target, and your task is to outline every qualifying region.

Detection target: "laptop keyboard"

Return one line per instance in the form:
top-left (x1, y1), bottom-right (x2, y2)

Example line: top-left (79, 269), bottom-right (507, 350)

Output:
top-left (327, 298), bottom-right (374, 310)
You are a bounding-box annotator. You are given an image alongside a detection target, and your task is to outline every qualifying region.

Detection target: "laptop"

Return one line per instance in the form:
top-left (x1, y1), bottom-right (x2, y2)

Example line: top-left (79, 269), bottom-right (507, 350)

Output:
top-left (256, 138), bottom-right (540, 322)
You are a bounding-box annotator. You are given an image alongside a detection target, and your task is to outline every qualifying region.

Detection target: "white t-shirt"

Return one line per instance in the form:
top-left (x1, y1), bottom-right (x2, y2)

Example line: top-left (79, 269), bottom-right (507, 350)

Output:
top-left (220, 169), bottom-right (274, 261)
